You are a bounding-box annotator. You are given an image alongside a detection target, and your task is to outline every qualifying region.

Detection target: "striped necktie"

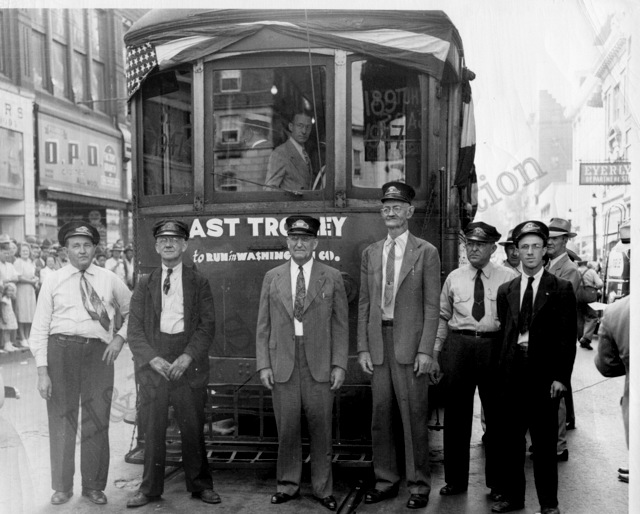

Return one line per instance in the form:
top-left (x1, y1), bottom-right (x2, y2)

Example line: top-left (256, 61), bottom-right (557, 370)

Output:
top-left (384, 241), bottom-right (396, 306)
top-left (163, 268), bottom-right (172, 295)
top-left (294, 265), bottom-right (305, 322)
top-left (80, 270), bottom-right (110, 331)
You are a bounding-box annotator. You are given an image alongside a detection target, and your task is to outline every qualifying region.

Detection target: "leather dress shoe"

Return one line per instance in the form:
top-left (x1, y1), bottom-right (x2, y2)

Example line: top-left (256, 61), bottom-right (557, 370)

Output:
top-left (364, 487), bottom-right (399, 504)
top-left (314, 495), bottom-right (337, 511)
top-left (491, 500), bottom-right (525, 512)
top-left (82, 488), bottom-right (107, 505)
top-left (127, 492), bottom-right (161, 508)
top-left (51, 490), bottom-right (73, 505)
top-left (541, 508), bottom-right (560, 514)
top-left (566, 420), bottom-right (576, 430)
top-left (271, 491), bottom-right (299, 504)
top-left (488, 490), bottom-right (505, 502)
top-left (407, 493), bottom-right (429, 509)
top-left (557, 449), bottom-right (569, 462)
top-left (439, 484), bottom-right (467, 496)
top-left (192, 489), bottom-right (221, 504)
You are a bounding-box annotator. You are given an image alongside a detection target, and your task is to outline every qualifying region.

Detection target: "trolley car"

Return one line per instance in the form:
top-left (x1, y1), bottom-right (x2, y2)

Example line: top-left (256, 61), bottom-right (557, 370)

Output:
top-left (124, 9), bottom-right (472, 467)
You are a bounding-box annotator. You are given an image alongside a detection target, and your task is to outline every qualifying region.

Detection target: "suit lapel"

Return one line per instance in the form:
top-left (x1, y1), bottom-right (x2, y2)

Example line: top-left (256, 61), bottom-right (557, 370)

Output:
top-left (397, 233), bottom-right (420, 287)
top-left (371, 240), bottom-right (384, 305)
top-left (276, 263), bottom-right (294, 319)
top-left (182, 266), bottom-right (194, 335)
top-left (304, 262), bottom-right (326, 312)
top-left (532, 271), bottom-right (550, 321)
top-left (507, 278), bottom-right (521, 326)
top-left (148, 268), bottom-right (162, 319)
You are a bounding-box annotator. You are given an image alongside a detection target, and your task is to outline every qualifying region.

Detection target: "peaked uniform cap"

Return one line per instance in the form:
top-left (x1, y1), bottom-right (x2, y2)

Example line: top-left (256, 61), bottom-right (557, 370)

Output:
top-left (153, 219), bottom-right (190, 240)
top-left (58, 221), bottom-right (100, 246)
top-left (512, 220), bottom-right (549, 244)
top-left (285, 215), bottom-right (320, 236)
top-left (464, 222), bottom-right (501, 243)
top-left (498, 229), bottom-right (515, 246)
top-left (381, 181), bottom-right (415, 204)
top-left (548, 218), bottom-right (577, 238)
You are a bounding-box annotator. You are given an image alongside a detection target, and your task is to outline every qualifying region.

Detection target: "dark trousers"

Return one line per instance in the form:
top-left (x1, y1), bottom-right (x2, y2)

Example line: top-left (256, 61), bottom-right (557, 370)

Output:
top-left (371, 325), bottom-right (431, 495)
top-left (441, 333), bottom-right (499, 489)
top-left (47, 335), bottom-right (114, 492)
top-left (272, 336), bottom-right (334, 498)
top-left (138, 332), bottom-right (212, 497)
top-left (498, 351), bottom-right (560, 509)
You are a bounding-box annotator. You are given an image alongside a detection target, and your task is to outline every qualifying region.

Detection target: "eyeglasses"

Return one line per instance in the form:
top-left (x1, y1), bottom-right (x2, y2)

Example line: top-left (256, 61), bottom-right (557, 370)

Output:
top-left (518, 243), bottom-right (544, 251)
top-left (288, 236), bottom-right (314, 244)
top-left (156, 236), bottom-right (183, 245)
top-left (380, 205), bottom-right (407, 215)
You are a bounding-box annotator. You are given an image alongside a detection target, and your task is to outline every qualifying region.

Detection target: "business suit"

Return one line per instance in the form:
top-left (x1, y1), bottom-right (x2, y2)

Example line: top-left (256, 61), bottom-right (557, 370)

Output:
top-left (256, 259), bottom-right (348, 498)
top-left (495, 271), bottom-right (576, 510)
top-left (595, 295), bottom-right (630, 446)
top-left (357, 232), bottom-right (440, 495)
top-left (265, 139), bottom-right (313, 190)
top-left (128, 265), bottom-right (215, 497)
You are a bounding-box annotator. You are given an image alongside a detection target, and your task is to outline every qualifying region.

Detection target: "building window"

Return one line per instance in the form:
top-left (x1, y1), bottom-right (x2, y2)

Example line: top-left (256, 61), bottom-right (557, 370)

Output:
top-left (51, 41), bottom-right (69, 98)
top-left (31, 31), bottom-right (47, 89)
top-left (0, 11), bottom-right (8, 77)
top-left (68, 142), bottom-right (79, 163)
top-left (88, 144), bottom-right (98, 166)
top-left (45, 141), bottom-right (58, 164)
top-left (89, 10), bottom-right (107, 113)
top-left (220, 70), bottom-right (241, 92)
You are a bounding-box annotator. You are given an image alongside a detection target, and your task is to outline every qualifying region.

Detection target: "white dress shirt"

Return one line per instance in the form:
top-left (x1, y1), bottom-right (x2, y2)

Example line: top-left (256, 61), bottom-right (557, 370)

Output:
top-left (290, 258), bottom-right (313, 336)
top-left (381, 230), bottom-right (408, 320)
top-left (517, 267), bottom-right (544, 347)
top-left (160, 262), bottom-right (184, 334)
top-left (30, 263), bottom-right (131, 367)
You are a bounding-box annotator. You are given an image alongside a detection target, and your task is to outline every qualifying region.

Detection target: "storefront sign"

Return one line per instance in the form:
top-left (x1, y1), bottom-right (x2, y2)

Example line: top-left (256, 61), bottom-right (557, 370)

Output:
top-left (37, 113), bottom-right (126, 201)
top-left (579, 162), bottom-right (631, 185)
top-left (0, 92), bottom-right (32, 200)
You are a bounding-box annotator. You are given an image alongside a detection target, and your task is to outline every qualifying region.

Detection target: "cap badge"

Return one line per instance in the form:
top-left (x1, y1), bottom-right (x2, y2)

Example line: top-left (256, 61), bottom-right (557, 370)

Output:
top-left (387, 186), bottom-right (400, 195)
top-left (75, 226), bottom-right (92, 236)
top-left (292, 220), bottom-right (309, 230)
top-left (521, 222), bottom-right (538, 232)
top-left (471, 228), bottom-right (487, 238)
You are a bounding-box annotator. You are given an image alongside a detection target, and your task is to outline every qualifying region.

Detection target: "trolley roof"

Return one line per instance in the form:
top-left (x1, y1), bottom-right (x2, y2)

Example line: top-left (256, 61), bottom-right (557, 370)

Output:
top-left (125, 9), bottom-right (465, 97)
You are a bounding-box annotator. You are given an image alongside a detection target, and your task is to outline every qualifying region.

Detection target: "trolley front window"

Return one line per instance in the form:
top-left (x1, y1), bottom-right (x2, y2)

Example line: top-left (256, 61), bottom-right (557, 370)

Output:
top-left (207, 57), bottom-right (328, 197)
top-left (350, 59), bottom-right (424, 191)
top-left (141, 67), bottom-right (193, 197)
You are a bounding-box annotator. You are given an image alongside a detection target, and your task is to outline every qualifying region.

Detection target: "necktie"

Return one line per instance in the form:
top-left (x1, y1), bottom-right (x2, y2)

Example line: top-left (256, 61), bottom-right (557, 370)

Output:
top-left (472, 269), bottom-right (485, 322)
top-left (518, 276), bottom-right (535, 334)
top-left (80, 271), bottom-right (110, 332)
top-left (302, 149), bottom-right (311, 172)
top-left (384, 241), bottom-right (396, 306)
top-left (163, 268), bottom-right (172, 295)
top-left (294, 265), bottom-right (305, 322)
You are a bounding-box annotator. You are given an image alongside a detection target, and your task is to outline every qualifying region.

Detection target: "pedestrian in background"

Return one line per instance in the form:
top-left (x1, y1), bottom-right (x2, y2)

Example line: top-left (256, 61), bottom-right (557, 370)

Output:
top-left (575, 258), bottom-right (603, 350)
top-left (358, 181), bottom-right (440, 510)
top-left (14, 243), bottom-right (37, 347)
top-left (31, 221), bottom-right (131, 506)
top-left (499, 229), bottom-right (521, 274)
top-left (595, 295), bottom-right (630, 482)
top-left (436, 222), bottom-right (517, 501)
top-left (0, 283), bottom-right (19, 353)
top-left (127, 219), bottom-right (219, 508)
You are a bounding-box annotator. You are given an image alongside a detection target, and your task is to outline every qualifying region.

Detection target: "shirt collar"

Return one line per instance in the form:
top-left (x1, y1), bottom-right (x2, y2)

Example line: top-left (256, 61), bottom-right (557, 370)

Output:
top-left (522, 266), bottom-right (544, 284)
top-left (289, 137), bottom-right (305, 156)
top-left (290, 258), bottom-right (314, 274)
top-left (70, 262), bottom-right (98, 276)
top-left (471, 261), bottom-right (494, 279)
top-left (386, 230), bottom-right (408, 249)
top-left (549, 252), bottom-right (567, 268)
top-left (162, 261), bottom-right (183, 275)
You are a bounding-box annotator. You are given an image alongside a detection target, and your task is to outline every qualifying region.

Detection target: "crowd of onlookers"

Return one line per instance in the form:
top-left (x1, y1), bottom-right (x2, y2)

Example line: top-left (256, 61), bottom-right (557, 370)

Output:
top-left (0, 233), bottom-right (134, 354)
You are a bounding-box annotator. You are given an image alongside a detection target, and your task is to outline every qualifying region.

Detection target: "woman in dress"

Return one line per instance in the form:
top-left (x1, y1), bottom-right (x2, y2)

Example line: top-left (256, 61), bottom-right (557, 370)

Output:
top-left (13, 243), bottom-right (37, 347)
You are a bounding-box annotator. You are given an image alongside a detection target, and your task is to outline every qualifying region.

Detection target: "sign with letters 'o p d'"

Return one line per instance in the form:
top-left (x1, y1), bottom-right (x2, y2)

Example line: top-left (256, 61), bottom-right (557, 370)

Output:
top-left (579, 162), bottom-right (630, 185)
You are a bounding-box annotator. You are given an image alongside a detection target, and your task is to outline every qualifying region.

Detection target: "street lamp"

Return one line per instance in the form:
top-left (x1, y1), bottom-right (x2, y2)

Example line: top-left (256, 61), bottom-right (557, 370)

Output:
top-left (590, 193), bottom-right (598, 261)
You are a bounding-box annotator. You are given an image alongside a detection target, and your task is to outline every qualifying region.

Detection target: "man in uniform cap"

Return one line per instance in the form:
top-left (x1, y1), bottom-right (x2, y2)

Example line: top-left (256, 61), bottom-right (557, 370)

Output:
top-left (256, 215), bottom-right (348, 510)
top-left (31, 221), bottom-right (132, 505)
top-left (499, 229), bottom-right (521, 274)
top-left (436, 222), bottom-right (517, 499)
top-left (106, 242), bottom-right (126, 284)
top-left (492, 220), bottom-right (576, 514)
top-left (127, 219), bottom-right (220, 507)
top-left (545, 218), bottom-right (581, 450)
top-left (357, 182), bottom-right (440, 509)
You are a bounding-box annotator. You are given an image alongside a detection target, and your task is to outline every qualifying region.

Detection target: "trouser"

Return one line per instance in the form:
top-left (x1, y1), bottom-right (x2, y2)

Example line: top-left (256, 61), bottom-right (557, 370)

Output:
top-left (498, 350), bottom-right (560, 510)
top-left (578, 304), bottom-right (599, 342)
top-left (138, 332), bottom-right (212, 496)
top-left (47, 335), bottom-right (114, 492)
top-left (441, 332), bottom-right (500, 489)
top-left (272, 336), bottom-right (334, 498)
top-left (371, 325), bottom-right (431, 496)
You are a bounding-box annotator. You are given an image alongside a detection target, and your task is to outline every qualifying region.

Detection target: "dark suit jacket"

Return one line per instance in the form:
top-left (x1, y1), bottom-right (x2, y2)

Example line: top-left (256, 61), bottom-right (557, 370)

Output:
top-left (496, 270), bottom-right (576, 388)
top-left (595, 295), bottom-right (629, 404)
top-left (264, 139), bottom-right (313, 190)
top-left (128, 264), bottom-right (215, 388)
top-left (357, 232), bottom-right (441, 364)
top-left (255, 260), bottom-right (348, 383)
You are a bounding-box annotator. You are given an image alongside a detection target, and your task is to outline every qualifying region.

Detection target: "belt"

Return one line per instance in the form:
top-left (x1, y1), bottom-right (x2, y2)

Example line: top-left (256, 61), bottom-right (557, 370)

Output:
top-left (451, 329), bottom-right (500, 338)
top-left (382, 319), bottom-right (394, 327)
top-left (52, 334), bottom-right (102, 344)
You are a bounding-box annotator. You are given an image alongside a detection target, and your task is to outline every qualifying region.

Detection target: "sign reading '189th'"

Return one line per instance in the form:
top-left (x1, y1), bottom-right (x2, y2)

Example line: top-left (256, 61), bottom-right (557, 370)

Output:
top-left (579, 162), bottom-right (631, 185)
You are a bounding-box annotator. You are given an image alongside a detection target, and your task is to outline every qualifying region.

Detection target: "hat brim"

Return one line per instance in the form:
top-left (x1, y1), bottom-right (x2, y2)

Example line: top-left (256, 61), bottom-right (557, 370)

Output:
top-left (548, 230), bottom-right (577, 238)
top-left (498, 240), bottom-right (515, 246)
top-left (155, 231), bottom-right (187, 238)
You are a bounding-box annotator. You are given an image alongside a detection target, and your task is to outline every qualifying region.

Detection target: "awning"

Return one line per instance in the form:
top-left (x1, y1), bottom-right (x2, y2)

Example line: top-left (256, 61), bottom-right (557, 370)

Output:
top-left (41, 189), bottom-right (131, 211)
top-left (125, 9), bottom-right (464, 98)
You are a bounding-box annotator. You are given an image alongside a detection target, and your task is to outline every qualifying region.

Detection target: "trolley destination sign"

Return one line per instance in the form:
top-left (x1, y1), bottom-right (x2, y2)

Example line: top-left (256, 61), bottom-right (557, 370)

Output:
top-left (579, 161), bottom-right (630, 185)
